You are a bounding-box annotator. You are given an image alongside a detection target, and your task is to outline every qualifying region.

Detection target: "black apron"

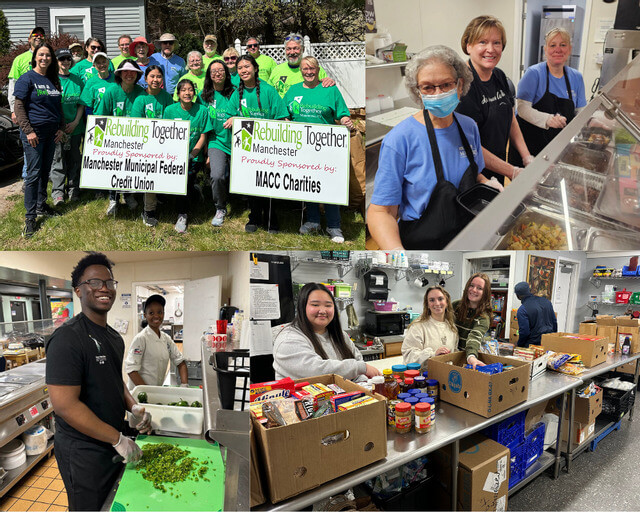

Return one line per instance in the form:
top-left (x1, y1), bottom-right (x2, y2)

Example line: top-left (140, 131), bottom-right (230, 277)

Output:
top-left (398, 110), bottom-right (477, 249)
top-left (512, 65), bottom-right (575, 165)
top-left (468, 62), bottom-right (513, 184)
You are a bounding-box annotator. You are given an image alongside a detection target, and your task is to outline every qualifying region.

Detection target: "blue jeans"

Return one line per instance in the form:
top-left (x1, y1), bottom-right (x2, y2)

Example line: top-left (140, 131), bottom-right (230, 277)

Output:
top-left (20, 124), bottom-right (58, 220)
top-left (305, 203), bottom-right (341, 229)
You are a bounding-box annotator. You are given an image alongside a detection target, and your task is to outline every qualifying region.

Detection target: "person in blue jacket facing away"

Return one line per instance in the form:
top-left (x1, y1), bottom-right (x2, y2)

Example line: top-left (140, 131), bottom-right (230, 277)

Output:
top-left (515, 281), bottom-right (557, 347)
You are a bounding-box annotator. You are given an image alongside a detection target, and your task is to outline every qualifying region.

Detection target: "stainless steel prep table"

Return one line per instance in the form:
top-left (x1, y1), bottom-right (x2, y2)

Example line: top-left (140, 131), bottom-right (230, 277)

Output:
top-left (102, 342), bottom-right (250, 511)
top-left (366, 97), bottom-right (418, 147)
top-left (0, 359), bottom-right (53, 498)
top-left (255, 371), bottom-right (582, 511)
top-left (564, 352), bottom-right (640, 472)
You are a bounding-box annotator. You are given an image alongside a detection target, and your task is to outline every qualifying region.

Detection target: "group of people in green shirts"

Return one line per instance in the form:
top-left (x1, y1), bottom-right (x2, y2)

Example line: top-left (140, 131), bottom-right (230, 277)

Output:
top-left (8, 28), bottom-right (354, 241)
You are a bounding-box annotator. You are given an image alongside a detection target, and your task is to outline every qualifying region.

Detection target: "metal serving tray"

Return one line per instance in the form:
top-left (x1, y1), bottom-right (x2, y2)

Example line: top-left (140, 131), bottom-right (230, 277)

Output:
top-left (535, 164), bottom-right (606, 215)
top-left (583, 227), bottom-right (640, 250)
top-left (558, 142), bottom-right (613, 175)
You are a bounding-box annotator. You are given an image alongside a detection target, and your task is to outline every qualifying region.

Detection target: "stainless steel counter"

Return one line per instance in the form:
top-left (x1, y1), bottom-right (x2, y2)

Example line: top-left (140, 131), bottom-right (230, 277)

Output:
top-left (366, 98), bottom-right (418, 146)
top-left (257, 370), bottom-right (582, 511)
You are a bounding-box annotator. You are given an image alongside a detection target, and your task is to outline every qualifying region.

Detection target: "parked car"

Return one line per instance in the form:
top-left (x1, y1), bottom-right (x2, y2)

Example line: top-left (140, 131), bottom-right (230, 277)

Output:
top-left (0, 106), bottom-right (23, 172)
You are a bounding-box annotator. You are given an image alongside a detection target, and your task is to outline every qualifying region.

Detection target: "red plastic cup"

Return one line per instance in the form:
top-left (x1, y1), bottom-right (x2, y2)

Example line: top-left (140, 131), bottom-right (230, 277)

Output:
top-left (216, 320), bottom-right (228, 335)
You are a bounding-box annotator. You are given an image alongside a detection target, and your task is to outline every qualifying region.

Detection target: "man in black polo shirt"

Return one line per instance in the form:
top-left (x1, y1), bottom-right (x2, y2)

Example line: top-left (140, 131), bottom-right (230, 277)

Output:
top-left (46, 253), bottom-right (152, 511)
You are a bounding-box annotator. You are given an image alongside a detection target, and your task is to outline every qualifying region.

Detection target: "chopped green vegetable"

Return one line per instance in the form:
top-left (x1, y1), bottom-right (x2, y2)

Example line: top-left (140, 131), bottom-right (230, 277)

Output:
top-left (137, 392), bottom-right (148, 404)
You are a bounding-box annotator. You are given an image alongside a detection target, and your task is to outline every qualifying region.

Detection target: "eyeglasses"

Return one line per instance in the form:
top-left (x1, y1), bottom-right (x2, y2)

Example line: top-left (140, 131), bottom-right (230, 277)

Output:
top-left (31, 34), bottom-right (44, 39)
top-left (418, 80), bottom-right (458, 95)
top-left (224, 56), bottom-right (237, 62)
top-left (78, 278), bottom-right (118, 290)
top-left (246, 43), bottom-right (258, 49)
top-left (161, 41), bottom-right (174, 45)
top-left (210, 69), bottom-right (225, 75)
top-left (89, 45), bottom-right (101, 50)
top-left (285, 35), bottom-right (302, 42)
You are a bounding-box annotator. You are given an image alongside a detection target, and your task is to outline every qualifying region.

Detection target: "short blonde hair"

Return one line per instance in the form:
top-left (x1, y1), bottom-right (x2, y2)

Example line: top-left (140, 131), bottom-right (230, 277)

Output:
top-left (300, 56), bottom-right (319, 69)
top-left (222, 47), bottom-right (239, 59)
top-left (545, 27), bottom-right (571, 46)
top-left (461, 15), bottom-right (507, 54)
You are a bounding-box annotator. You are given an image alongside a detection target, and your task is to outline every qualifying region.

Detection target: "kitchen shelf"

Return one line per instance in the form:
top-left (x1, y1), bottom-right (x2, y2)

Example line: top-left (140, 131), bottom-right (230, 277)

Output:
top-left (590, 275), bottom-right (640, 288)
top-left (290, 256), bottom-right (353, 278)
top-left (586, 302), bottom-right (640, 310)
top-left (366, 61), bottom-right (408, 70)
top-left (0, 440), bottom-right (54, 498)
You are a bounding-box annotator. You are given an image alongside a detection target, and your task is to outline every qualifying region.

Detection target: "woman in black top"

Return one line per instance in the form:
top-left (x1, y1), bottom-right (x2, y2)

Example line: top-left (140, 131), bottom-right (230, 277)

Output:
top-left (456, 15), bottom-right (533, 186)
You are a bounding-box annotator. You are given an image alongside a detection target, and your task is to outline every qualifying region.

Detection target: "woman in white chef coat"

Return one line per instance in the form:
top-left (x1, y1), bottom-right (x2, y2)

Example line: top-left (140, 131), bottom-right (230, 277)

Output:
top-left (126, 294), bottom-right (189, 389)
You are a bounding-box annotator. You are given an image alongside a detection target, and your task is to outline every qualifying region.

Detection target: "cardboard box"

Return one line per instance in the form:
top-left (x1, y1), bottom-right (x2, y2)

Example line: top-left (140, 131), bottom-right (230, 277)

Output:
top-left (546, 388), bottom-right (603, 424)
top-left (616, 318), bottom-right (640, 353)
top-left (540, 333), bottom-right (607, 367)
top-left (596, 316), bottom-right (618, 345)
top-left (510, 310), bottom-right (518, 326)
top-left (561, 420), bottom-right (595, 447)
top-left (509, 327), bottom-right (519, 345)
top-left (432, 434), bottom-right (509, 511)
top-left (251, 374), bottom-right (387, 503)
top-left (427, 353), bottom-right (530, 418)
top-left (579, 321), bottom-right (598, 336)
top-left (615, 360), bottom-right (640, 375)
top-left (250, 426), bottom-right (266, 507)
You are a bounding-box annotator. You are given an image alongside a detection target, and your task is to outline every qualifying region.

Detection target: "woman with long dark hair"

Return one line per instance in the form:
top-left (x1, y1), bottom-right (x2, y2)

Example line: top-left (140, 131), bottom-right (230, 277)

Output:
top-left (70, 37), bottom-right (114, 82)
top-left (273, 283), bottom-right (381, 380)
top-left (402, 286), bottom-right (458, 369)
top-left (14, 42), bottom-right (65, 238)
top-left (200, 59), bottom-right (235, 227)
top-left (453, 272), bottom-right (493, 368)
top-left (224, 54), bottom-right (288, 233)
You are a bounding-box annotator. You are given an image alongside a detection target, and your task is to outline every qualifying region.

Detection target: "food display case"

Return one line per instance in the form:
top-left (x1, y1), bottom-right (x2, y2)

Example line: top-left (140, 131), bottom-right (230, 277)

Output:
top-left (448, 54), bottom-right (640, 250)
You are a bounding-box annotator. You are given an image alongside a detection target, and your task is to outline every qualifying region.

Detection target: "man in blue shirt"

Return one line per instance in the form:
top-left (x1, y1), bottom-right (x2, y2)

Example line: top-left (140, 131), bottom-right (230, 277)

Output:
top-left (515, 282), bottom-right (557, 347)
top-left (151, 33), bottom-right (185, 94)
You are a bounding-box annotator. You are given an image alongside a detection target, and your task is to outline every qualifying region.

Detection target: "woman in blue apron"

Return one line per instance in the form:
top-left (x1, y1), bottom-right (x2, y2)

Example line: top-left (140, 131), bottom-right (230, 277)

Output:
top-left (457, 15), bottom-right (534, 185)
top-left (511, 27), bottom-right (586, 164)
top-left (368, 45), bottom-right (489, 250)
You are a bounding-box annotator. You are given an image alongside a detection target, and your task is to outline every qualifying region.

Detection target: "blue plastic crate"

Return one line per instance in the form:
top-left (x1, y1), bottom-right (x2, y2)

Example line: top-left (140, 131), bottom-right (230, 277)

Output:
top-left (524, 422), bottom-right (545, 468)
top-left (622, 265), bottom-right (639, 276)
top-left (482, 410), bottom-right (525, 450)
top-left (508, 443), bottom-right (526, 489)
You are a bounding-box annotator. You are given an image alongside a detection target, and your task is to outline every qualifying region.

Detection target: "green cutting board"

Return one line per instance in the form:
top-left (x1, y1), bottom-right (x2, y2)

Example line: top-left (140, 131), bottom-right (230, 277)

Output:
top-left (111, 435), bottom-right (225, 512)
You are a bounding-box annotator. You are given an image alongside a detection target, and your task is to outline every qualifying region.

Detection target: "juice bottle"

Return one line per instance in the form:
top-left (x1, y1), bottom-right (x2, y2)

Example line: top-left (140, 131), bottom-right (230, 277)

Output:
top-left (382, 369), bottom-right (399, 399)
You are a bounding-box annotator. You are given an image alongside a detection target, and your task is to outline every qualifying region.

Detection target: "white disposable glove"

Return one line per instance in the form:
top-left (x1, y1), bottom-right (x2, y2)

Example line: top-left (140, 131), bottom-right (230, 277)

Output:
top-left (486, 177), bottom-right (504, 192)
top-left (546, 114), bottom-right (567, 129)
top-left (130, 404), bottom-right (153, 434)
top-left (512, 166), bottom-right (523, 179)
top-left (523, 155), bottom-right (535, 166)
top-left (180, 383), bottom-right (189, 388)
top-left (112, 433), bottom-right (142, 464)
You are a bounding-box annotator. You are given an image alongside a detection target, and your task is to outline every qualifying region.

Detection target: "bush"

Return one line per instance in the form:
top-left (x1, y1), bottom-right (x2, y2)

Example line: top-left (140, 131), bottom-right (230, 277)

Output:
top-left (0, 10), bottom-right (10, 55)
top-left (174, 33), bottom-right (204, 61)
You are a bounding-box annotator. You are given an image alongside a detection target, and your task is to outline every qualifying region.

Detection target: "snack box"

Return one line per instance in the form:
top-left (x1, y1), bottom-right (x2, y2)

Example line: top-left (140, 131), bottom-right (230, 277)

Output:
top-left (546, 386), bottom-right (603, 424)
top-left (540, 333), bottom-right (607, 367)
top-left (427, 353), bottom-right (531, 418)
top-left (130, 385), bottom-right (203, 435)
top-left (251, 374), bottom-right (387, 503)
top-left (250, 377), bottom-right (295, 402)
top-left (615, 317), bottom-right (640, 353)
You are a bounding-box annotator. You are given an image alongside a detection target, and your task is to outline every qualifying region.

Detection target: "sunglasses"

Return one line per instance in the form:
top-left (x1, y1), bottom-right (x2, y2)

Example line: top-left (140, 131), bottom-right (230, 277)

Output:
top-left (89, 45), bottom-right (101, 50)
top-left (223, 56), bottom-right (237, 62)
top-left (285, 35), bottom-right (302, 42)
top-left (246, 43), bottom-right (258, 49)
top-left (58, 57), bottom-right (72, 62)
top-left (161, 41), bottom-right (174, 45)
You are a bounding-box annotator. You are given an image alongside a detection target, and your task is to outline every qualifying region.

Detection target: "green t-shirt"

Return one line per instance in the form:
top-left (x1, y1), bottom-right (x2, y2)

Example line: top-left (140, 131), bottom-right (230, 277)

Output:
top-left (111, 54), bottom-right (135, 70)
top-left (8, 50), bottom-right (33, 80)
top-left (71, 59), bottom-right (116, 83)
top-left (230, 72), bottom-right (240, 87)
top-left (163, 102), bottom-right (214, 162)
top-left (173, 71), bottom-right (206, 101)
top-left (227, 79), bottom-right (288, 120)
top-left (198, 89), bottom-right (233, 154)
top-left (95, 83), bottom-right (145, 117)
top-left (59, 73), bottom-right (85, 136)
top-left (203, 53), bottom-right (223, 71)
top-left (284, 82), bottom-right (350, 125)
top-left (131, 89), bottom-right (174, 119)
top-left (255, 54), bottom-right (276, 83)
top-left (80, 74), bottom-right (116, 112)
top-left (268, 62), bottom-right (327, 97)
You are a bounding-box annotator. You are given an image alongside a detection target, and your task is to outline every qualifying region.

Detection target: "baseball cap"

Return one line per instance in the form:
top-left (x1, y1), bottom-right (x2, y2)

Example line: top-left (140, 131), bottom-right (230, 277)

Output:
top-left (93, 52), bottom-right (110, 62)
top-left (143, 294), bottom-right (166, 311)
top-left (69, 42), bottom-right (83, 50)
top-left (55, 48), bottom-right (72, 60)
top-left (204, 35), bottom-right (217, 43)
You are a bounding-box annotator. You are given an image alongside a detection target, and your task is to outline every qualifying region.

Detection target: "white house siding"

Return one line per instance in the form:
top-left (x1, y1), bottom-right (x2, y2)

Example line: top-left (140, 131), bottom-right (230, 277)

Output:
top-left (104, 3), bottom-right (145, 58)
top-left (1, 6), bottom-right (36, 45)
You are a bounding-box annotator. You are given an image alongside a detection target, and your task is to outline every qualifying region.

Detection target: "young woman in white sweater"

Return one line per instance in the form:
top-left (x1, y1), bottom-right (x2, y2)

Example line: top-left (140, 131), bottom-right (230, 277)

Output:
top-left (402, 285), bottom-right (459, 369)
top-left (273, 283), bottom-right (381, 381)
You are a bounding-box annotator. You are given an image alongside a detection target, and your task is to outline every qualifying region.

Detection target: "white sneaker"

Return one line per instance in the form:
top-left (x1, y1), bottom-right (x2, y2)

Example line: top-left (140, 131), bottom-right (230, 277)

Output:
top-left (299, 222), bottom-right (321, 234)
top-left (174, 214), bottom-right (187, 233)
top-left (327, 228), bottom-right (344, 244)
top-left (211, 209), bottom-right (226, 227)
top-left (125, 194), bottom-right (138, 210)
top-left (106, 199), bottom-right (117, 215)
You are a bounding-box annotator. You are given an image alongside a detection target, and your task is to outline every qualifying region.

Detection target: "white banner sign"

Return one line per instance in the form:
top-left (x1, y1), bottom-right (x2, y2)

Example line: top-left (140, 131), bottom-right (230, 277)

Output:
top-left (229, 118), bottom-right (350, 205)
top-left (80, 115), bottom-right (190, 195)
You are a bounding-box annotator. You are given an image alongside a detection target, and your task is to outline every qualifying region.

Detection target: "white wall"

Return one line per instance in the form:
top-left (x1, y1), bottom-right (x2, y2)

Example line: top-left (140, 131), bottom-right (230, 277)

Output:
top-left (582, 0), bottom-right (618, 94)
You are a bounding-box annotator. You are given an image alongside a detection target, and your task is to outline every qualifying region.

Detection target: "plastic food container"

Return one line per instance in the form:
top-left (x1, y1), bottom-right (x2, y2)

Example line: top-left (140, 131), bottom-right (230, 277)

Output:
top-left (0, 439), bottom-right (27, 470)
top-left (333, 284), bottom-right (352, 298)
top-left (22, 425), bottom-right (48, 456)
top-left (373, 301), bottom-right (397, 311)
top-left (615, 289), bottom-right (632, 304)
top-left (131, 385), bottom-right (204, 434)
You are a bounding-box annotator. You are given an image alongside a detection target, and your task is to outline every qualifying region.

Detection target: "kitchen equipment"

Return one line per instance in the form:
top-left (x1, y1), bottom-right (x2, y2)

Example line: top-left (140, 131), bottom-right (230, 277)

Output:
top-left (0, 439), bottom-right (26, 470)
top-left (364, 311), bottom-right (408, 336)
top-left (110, 435), bottom-right (225, 512)
top-left (363, 269), bottom-right (389, 301)
top-left (130, 385), bottom-right (204, 434)
top-left (21, 425), bottom-right (50, 456)
top-left (219, 305), bottom-right (238, 322)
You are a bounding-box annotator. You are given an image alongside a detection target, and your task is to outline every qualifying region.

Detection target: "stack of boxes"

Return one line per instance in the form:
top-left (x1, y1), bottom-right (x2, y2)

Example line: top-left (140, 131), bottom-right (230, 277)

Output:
top-left (579, 315), bottom-right (640, 373)
top-left (510, 309), bottom-right (519, 345)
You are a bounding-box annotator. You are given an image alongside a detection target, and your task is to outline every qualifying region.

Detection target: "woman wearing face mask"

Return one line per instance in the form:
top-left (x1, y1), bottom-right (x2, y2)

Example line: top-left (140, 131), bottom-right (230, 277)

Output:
top-left (131, 65), bottom-right (174, 227)
top-left (368, 45), bottom-right (485, 250)
top-left (512, 27), bottom-right (586, 162)
top-left (273, 283), bottom-right (382, 381)
top-left (454, 273), bottom-right (492, 369)
top-left (457, 16), bottom-right (533, 185)
top-left (402, 286), bottom-right (458, 370)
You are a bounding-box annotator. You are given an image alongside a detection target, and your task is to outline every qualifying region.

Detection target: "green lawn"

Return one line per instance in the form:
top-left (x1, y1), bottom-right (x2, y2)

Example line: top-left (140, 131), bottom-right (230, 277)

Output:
top-left (0, 186), bottom-right (365, 250)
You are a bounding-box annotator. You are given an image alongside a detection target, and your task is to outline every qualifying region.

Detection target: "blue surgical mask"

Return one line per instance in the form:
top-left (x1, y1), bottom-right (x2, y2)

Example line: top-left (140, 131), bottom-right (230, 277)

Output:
top-left (421, 88), bottom-right (460, 118)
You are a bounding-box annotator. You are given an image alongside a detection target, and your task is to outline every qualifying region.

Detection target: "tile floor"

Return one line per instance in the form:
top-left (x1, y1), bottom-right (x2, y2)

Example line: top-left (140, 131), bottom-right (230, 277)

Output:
top-left (0, 454), bottom-right (68, 511)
